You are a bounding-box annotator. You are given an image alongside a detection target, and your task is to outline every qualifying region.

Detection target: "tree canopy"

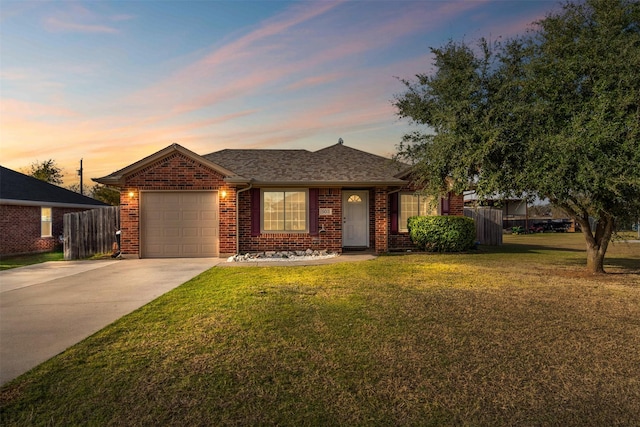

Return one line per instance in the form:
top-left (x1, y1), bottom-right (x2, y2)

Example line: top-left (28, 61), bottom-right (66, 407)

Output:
top-left (25, 159), bottom-right (64, 185)
top-left (394, 0), bottom-right (640, 273)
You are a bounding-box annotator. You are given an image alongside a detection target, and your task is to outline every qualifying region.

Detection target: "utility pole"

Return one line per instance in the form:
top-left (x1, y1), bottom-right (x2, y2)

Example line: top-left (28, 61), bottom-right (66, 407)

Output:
top-left (77, 159), bottom-right (83, 195)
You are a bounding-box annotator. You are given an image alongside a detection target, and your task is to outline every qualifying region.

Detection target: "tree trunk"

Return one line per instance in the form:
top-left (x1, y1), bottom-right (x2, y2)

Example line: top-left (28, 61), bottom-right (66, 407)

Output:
top-left (548, 199), bottom-right (615, 275)
top-left (585, 241), bottom-right (606, 274)
top-left (579, 214), bottom-right (614, 275)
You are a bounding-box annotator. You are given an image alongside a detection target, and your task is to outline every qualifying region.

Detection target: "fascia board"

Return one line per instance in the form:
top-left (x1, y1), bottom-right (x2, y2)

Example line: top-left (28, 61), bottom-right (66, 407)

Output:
top-left (248, 179), bottom-right (409, 187)
top-left (1, 199), bottom-right (110, 209)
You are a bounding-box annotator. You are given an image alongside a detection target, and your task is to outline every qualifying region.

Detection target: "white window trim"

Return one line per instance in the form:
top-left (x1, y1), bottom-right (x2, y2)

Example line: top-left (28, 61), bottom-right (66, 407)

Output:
top-left (261, 189), bottom-right (309, 233)
top-left (41, 207), bottom-right (53, 237)
top-left (399, 193), bottom-right (440, 233)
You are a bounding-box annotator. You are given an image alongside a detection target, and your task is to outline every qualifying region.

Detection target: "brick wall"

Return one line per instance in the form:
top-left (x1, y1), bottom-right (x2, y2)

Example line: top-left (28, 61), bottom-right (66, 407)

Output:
top-left (0, 204), bottom-right (93, 256)
top-left (119, 152), bottom-right (233, 256)
top-left (238, 188), bottom-right (343, 253)
top-left (450, 193), bottom-right (464, 216)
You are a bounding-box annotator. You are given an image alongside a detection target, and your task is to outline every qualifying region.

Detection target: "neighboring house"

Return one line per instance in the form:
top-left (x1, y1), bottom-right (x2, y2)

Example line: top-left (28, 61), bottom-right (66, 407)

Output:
top-left (94, 142), bottom-right (464, 258)
top-left (464, 192), bottom-right (528, 223)
top-left (464, 192), bottom-right (528, 216)
top-left (0, 166), bottom-right (110, 256)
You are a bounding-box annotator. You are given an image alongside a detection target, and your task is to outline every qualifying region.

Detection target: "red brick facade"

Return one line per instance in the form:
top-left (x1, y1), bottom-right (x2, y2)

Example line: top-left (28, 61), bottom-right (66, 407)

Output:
top-left (0, 204), bottom-right (91, 256)
top-left (119, 152), bottom-right (235, 256)
top-left (238, 188), bottom-right (344, 253)
top-left (114, 151), bottom-right (466, 257)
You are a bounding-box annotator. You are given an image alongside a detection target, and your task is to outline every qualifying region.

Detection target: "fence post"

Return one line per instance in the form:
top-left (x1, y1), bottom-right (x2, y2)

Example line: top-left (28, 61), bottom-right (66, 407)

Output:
top-left (63, 206), bottom-right (120, 260)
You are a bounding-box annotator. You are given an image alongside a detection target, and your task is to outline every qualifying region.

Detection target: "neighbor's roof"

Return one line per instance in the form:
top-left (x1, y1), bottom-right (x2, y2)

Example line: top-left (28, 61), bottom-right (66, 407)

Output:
top-left (204, 143), bottom-right (411, 186)
top-left (0, 166), bottom-right (109, 208)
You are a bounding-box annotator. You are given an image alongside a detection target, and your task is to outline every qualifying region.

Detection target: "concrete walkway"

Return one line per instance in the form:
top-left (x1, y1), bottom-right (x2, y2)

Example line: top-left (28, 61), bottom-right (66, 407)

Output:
top-left (0, 253), bottom-right (377, 386)
top-left (0, 258), bottom-right (222, 385)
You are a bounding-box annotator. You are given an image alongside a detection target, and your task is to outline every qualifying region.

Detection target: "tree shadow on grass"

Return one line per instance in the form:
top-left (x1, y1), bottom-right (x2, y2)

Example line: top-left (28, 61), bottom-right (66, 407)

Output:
top-left (478, 242), bottom-right (585, 255)
top-left (478, 241), bottom-right (639, 276)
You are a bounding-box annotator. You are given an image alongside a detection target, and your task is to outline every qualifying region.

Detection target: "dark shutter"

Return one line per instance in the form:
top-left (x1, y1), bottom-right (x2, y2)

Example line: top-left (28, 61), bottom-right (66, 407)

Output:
top-left (309, 188), bottom-right (319, 235)
top-left (251, 188), bottom-right (260, 236)
top-left (390, 192), bottom-right (399, 234)
top-left (441, 193), bottom-right (451, 215)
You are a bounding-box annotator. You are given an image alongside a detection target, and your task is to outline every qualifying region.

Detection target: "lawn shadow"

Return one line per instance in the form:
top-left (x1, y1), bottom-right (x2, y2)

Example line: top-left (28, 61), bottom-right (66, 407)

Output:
top-left (478, 242), bottom-right (585, 255)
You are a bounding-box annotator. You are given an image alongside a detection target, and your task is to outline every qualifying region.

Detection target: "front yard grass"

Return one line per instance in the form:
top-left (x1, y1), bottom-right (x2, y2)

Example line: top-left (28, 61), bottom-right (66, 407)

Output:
top-left (1, 234), bottom-right (639, 425)
top-left (0, 251), bottom-right (63, 271)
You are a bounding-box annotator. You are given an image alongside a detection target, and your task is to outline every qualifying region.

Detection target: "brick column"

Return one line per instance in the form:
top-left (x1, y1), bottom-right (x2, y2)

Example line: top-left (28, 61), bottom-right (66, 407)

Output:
top-left (119, 188), bottom-right (139, 256)
top-left (450, 192), bottom-right (464, 216)
top-left (374, 187), bottom-right (388, 253)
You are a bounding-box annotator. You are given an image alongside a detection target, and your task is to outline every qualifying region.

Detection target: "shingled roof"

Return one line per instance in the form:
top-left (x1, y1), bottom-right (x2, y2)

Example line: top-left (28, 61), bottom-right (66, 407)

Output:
top-left (1, 166), bottom-right (109, 208)
top-left (204, 143), bottom-right (410, 186)
top-left (94, 142), bottom-right (412, 187)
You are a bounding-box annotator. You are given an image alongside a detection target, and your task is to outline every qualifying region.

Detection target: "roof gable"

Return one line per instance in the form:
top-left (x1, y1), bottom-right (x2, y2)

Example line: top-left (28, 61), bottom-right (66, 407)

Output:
top-left (0, 166), bottom-right (109, 207)
top-left (94, 143), bottom-right (245, 186)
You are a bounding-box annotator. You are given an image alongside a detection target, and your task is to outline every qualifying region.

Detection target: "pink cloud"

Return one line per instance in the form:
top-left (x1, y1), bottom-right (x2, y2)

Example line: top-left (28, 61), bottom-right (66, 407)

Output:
top-left (285, 72), bottom-right (347, 91)
top-left (124, 0), bottom-right (496, 121)
top-left (43, 3), bottom-right (132, 34)
top-left (123, 2), bottom-right (351, 114)
top-left (45, 17), bottom-right (119, 34)
top-left (0, 98), bottom-right (77, 119)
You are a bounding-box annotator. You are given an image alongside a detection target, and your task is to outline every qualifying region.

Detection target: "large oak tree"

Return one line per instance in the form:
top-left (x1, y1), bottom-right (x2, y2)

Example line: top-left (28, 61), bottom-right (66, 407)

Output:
top-left (394, 0), bottom-right (640, 274)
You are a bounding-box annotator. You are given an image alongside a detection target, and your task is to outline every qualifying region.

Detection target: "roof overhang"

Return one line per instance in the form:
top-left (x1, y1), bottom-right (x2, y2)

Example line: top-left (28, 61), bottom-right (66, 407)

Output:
top-left (244, 179), bottom-right (409, 188)
top-left (93, 143), bottom-right (247, 186)
top-left (1, 199), bottom-right (110, 209)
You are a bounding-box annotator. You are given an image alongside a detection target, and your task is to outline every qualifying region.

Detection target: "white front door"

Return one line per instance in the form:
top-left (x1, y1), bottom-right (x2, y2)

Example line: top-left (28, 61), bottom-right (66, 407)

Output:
top-left (343, 190), bottom-right (369, 247)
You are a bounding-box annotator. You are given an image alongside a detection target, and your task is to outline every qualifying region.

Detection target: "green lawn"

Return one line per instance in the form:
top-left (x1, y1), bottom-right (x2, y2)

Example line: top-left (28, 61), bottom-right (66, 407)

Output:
top-left (0, 251), bottom-right (64, 271)
top-left (1, 234), bottom-right (639, 426)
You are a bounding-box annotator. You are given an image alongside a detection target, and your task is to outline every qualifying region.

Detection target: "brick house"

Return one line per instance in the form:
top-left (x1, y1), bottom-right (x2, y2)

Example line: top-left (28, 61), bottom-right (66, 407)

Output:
top-left (0, 166), bottom-right (110, 256)
top-left (94, 142), bottom-right (464, 258)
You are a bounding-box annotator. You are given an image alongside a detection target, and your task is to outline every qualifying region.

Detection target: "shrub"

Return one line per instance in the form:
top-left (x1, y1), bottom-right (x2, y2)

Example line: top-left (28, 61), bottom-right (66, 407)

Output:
top-left (407, 216), bottom-right (476, 252)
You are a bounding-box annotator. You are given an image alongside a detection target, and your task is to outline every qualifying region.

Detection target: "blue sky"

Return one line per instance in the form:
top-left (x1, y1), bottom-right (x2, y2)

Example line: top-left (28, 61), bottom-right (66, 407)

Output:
top-left (0, 0), bottom-right (556, 185)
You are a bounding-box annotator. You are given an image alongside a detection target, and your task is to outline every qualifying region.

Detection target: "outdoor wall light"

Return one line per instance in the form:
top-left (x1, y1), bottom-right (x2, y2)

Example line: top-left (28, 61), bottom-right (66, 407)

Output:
top-left (221, 190), bottom-right (227, 199)
top-left (128, 191), bottom-right (135, 198)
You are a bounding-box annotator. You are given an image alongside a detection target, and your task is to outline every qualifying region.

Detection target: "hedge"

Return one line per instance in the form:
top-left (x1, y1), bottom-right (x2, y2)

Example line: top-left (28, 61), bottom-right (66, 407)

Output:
top-left (407, 216), bottom-right (476, 252)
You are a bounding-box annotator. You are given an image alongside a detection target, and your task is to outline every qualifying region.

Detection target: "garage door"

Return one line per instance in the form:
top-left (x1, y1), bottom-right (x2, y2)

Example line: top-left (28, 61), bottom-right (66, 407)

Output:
top-left (141, 191), bottom-right (219, 258)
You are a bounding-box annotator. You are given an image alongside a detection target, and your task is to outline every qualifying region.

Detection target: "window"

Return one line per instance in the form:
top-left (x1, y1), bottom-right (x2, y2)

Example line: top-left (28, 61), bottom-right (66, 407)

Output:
top-left (262, 190), bottom-right (307, 232)
top-left (41, 207), bottom-right (52, 237)
top-left (399, 194), bottom-right (438, 232)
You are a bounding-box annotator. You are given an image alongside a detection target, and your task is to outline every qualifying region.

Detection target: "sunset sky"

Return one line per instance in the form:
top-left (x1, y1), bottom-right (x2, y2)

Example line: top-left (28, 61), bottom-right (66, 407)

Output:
top-left (0, 0), bottom-right (555, 186)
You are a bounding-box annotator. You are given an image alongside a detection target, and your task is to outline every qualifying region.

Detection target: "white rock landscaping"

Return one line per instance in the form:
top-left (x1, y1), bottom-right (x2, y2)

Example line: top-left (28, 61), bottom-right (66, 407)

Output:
top-left (227, 249), bottom-right (338, 263)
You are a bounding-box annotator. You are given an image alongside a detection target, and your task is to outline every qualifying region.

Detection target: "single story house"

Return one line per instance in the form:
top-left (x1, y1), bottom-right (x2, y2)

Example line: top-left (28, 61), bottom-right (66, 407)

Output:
top-left (0, 166), bottom-right (110, 256)
top-left (94, 142), bottom-right (463, 258)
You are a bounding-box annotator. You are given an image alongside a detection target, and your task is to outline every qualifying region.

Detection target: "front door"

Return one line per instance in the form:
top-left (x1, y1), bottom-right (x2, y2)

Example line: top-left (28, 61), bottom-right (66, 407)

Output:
top-left (343, 190), bottom-right (369, 247)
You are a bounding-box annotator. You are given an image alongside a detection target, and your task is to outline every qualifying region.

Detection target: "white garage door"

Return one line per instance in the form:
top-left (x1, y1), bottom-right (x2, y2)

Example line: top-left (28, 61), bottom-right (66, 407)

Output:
top-left (141, 191), bottom-right (219, 258)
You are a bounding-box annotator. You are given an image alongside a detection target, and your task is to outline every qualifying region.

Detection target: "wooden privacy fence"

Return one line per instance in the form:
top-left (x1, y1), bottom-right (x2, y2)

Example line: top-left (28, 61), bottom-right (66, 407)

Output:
top-left (464, 207), bottom-right (503, 246)
top-left (64, 207), bottom-right (120, 260)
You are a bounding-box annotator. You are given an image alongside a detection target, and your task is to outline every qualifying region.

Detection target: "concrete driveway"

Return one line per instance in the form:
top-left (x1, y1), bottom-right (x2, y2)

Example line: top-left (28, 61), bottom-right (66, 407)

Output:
top-left (0, 257), bottom-right (222, 385)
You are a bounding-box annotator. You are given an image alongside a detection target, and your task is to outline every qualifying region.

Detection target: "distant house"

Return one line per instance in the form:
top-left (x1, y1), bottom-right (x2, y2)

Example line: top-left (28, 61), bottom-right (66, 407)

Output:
top-left (0, 166), bottom-right (109, 256)
top-left (464, 192), bottom-right (528, 225)
top-left (94, 142), bottom-right (465, 258)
